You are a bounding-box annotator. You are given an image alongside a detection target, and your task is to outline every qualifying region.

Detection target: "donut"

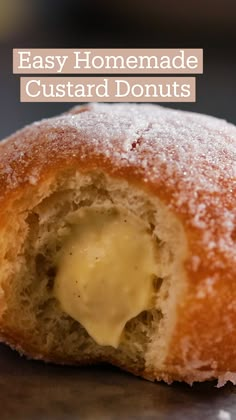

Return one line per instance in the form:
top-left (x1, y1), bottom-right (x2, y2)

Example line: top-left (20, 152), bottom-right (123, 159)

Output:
top-left (0, 103), bottom-right (235, 386)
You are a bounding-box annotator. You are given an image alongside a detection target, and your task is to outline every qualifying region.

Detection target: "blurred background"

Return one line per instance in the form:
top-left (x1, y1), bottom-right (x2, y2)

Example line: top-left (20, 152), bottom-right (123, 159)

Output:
top-left (0, 0), bottom-right (235, 139)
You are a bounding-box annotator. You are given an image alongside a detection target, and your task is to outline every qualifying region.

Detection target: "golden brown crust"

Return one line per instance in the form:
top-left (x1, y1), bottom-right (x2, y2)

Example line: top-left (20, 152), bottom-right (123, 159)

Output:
top-left (0, 103), bottom-right (236, 384)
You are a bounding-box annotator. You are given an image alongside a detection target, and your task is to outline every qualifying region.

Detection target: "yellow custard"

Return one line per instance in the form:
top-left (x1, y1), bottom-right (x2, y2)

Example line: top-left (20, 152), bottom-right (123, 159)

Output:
top-left (54, 210), bottom-right (157, 348)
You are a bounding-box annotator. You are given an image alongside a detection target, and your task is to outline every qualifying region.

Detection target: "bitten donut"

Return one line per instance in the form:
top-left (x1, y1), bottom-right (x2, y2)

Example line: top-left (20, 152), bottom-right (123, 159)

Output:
top-left (0, 103), bottom-right (235, 386)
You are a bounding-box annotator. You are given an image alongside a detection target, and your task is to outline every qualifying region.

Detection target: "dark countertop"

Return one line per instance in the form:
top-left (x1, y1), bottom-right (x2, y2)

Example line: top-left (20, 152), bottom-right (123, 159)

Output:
top-left (0, 343), bottom-right (235, 420)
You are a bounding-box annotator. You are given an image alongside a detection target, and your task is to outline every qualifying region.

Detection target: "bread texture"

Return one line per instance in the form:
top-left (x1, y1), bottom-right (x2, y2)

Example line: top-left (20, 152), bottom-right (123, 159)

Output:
top-left (0, 103), bottom-right (235, 386)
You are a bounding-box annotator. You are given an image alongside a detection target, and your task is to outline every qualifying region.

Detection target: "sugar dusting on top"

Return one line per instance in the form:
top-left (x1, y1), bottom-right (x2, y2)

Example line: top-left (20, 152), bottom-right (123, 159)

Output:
top-left (54, 105), bottom-right (236, 272)
top-left (0, 103), bottom-right (236, 277)
top-left (0, 103), bottom-right (236, 382)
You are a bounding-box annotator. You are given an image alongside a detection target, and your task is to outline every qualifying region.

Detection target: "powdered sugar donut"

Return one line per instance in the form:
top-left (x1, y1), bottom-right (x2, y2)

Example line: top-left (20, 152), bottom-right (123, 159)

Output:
top-left (0, 103), bottom-right (235, 385)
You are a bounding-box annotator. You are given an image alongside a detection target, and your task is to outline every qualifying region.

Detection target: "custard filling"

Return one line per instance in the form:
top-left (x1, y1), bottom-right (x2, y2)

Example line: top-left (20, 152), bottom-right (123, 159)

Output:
top-left (54, 210), bottom-right (157, 348)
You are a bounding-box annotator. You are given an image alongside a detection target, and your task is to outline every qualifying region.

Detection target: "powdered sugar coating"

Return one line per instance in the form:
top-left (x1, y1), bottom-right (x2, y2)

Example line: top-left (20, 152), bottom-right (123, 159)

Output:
top-left (0, 103), bottom-right (236, 382)
top-left (1, 104), bottom-right (236, 259)
top-left (0, 103), bottom-right (236, 275)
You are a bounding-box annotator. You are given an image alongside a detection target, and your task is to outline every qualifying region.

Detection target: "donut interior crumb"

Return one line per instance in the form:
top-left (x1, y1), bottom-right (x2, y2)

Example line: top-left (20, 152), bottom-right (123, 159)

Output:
top-left (2, 171), bottom-right (186, 373)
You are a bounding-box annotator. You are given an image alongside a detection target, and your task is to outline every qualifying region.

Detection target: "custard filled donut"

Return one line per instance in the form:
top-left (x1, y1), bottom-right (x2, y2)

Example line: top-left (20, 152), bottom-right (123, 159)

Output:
top-left (0, 103), bottom-right (235, 385)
